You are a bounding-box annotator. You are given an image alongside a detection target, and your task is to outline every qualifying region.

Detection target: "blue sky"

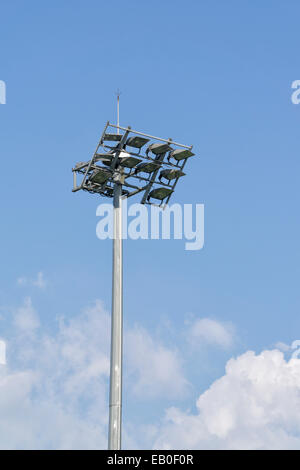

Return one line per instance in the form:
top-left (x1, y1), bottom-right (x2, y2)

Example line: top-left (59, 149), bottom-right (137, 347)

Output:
top-left (1, 0), bottom-right (300, 449)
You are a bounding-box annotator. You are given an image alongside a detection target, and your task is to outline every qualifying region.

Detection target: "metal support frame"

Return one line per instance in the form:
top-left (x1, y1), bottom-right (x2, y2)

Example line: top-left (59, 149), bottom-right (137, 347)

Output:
top-left (109, 123), bottom-right (192, 150)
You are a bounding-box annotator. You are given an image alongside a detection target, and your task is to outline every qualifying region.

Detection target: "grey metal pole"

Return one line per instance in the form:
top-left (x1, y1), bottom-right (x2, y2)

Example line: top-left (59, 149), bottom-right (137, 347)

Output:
top-left (108, 181), bottom-right (123, 450)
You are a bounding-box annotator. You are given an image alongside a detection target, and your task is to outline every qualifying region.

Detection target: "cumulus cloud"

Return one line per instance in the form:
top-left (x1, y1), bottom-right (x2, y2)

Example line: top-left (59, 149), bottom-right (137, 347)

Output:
top-left (3, 291), bottom-right (300, 450)
top-left (0, 299), bottom-right (111, 449)
top-left (126, 326), bottom-right (189, 399)
top-left (0, 298), bottom-right (190, 449)
top-left (153, 349), bottom-right (300, 450)
top-left (17, 272), bottom-right (47, 289)
top-left (186, 317), bottom-right (235, 349)
top-left (0, 368), bottom-right (108, 450)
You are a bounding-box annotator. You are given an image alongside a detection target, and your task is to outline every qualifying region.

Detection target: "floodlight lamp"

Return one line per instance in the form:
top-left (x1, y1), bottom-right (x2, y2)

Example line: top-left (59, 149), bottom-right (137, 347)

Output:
top-left (167, 148), bottom-right (194, 162)
top-left (146, 142), bottom-right (172, 156)
top-left (98, 156), bottom-right (113, 167)
top-left (119, 156), bottom-right (142, 169)
top-left (126, 136), bottom-right (150, 149)
top-left (95, 152), bottom-right (113, 159)
top-left (159, 169), bottom-right (185, 182)
top-left (134, 162), bottom-right (161, 175)
top-left (147, 187), bottom-right (173, 202)
top-left (103, 133), bottom-right (123, 142)
top-left (95, 153), bottom-right (115, 166)
top-left (89, 168), bottom-right (111, 185)
top-left (117, 151), bottom-right (139, 168)
top-left (96, 151), bottom-right (136, 168)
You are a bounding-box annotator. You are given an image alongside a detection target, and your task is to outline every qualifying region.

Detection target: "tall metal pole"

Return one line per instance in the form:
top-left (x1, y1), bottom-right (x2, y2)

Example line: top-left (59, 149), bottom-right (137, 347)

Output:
top-left (108, 91), bottom-right (123, 450)
top-left (72, 93), bottom-right (194, 450)
top-left (108, 179), bottom-right (123, 450)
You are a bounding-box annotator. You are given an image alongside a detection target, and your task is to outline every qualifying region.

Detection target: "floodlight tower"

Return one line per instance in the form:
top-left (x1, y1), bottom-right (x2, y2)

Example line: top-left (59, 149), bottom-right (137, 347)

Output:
top-left (72, 117), bottom-right (195, 450)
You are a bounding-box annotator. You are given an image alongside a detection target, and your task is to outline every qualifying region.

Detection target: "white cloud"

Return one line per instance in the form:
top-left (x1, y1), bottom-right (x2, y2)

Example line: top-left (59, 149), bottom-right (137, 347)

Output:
top-left (13, 297), bottom-right (40, 333)
top-left (17, 272), bottom-right (47, 289)
top-left (126, 326), bottom-right (189, 399)
top-left (0, 298), bottom-right (190, 449)
top-left (0, 300), bottom-right (111, 449)
top-left (153, 349), bottom-right (300, 450)
top-left (5, 293), bottom-right (300, 450)
top-left (0, 368), bottom-right (108, 450)
top-left (33, 272), bottom-right (47, 289)
top-left (275, 341), bottom-right (292, 352)
top-left (186, 317), bottom-right (235, 349)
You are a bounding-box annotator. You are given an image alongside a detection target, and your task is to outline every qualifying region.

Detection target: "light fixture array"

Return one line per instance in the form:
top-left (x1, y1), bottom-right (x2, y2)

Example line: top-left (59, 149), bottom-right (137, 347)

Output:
top-left (72, 122), bottom-right (195, 207)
